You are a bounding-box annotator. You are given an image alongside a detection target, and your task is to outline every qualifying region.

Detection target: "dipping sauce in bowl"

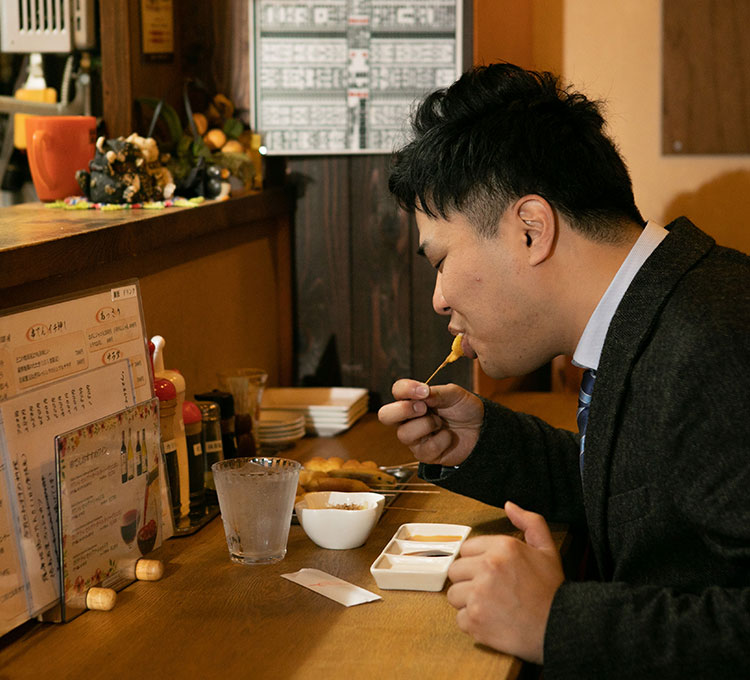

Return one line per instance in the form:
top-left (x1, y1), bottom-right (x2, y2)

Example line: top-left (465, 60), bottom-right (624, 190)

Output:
top-left (295, 491), bottom-right (385, 550)
top-left (407, 534), bottom-right (463, 542)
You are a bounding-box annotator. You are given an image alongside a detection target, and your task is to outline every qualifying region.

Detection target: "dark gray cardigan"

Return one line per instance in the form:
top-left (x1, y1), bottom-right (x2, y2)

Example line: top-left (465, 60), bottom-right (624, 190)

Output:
top-left (421, 218), bottom-right (750, 679)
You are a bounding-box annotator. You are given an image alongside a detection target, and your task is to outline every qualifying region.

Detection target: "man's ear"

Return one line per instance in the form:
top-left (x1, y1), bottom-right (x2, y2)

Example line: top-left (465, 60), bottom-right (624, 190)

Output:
top-left (515, 195), bottom-right (557, 266)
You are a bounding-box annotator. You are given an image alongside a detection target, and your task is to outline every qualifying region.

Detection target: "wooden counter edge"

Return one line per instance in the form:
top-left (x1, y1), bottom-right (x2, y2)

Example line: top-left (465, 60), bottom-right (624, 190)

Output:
top-left (0, 187), bottom-right (294, 291)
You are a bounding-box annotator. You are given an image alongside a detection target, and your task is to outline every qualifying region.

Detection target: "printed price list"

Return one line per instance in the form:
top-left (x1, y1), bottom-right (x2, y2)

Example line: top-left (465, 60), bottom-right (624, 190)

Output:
top-left (253, 0), bottom-right (464, 154)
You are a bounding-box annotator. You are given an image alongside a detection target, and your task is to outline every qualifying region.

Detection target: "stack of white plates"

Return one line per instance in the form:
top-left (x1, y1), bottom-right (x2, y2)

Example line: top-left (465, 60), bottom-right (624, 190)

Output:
top-left (261, 387), bottom-right (369, 436)
top-left (258, 410), bottom-right (306, 446)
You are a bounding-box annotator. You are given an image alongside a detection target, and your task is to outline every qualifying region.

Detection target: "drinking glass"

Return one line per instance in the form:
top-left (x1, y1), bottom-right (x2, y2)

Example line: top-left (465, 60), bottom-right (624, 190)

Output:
top-left (212, 457), bottom-right (300, 564)
top-left (217, 368), bottom-right (268, 453)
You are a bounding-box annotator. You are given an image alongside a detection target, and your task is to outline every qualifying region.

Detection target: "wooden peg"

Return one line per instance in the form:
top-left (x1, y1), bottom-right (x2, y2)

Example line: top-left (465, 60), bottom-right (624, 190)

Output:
top-left (86, 587), bottom-right (117, 611)
top-left (135, 558), bottom-right (164, 581)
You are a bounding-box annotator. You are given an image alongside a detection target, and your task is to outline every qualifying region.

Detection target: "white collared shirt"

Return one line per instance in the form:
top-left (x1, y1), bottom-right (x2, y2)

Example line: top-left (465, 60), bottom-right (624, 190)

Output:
top-left (572, 221), bottom-right (668, 371)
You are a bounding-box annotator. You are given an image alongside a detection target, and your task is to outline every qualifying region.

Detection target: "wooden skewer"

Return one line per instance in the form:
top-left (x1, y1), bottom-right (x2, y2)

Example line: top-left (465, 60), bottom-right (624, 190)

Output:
top-left (378, 489), bottom-right (440, 495)
top-left (380, 461), bottom-right (419, 470)
top-left (425, 358), bottom-right (450, 385)
top-left (385, 506), bottom-right (438, 513)
top-left (370, 482), bottom-right (435, 488)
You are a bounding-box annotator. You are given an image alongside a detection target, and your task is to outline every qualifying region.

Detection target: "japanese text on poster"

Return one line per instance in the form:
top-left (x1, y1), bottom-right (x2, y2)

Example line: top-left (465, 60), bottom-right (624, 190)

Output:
top-left (251, 0), bottom-right (465, 154)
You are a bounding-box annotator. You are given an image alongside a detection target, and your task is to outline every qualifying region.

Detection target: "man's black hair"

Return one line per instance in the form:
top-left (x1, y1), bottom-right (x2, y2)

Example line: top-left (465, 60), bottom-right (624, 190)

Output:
top-left (389, 63), bottom-right (645, 240)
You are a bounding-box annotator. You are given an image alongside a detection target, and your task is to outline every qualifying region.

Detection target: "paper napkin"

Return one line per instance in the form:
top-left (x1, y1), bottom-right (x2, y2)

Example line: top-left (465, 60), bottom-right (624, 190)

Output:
top-left (281, 568), bottom-right (381, 606)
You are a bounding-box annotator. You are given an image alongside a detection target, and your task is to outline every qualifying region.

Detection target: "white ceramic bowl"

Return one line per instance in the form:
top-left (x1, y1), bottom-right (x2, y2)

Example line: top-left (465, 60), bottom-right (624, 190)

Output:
top-left (295, 491), bottom-right (385, 550)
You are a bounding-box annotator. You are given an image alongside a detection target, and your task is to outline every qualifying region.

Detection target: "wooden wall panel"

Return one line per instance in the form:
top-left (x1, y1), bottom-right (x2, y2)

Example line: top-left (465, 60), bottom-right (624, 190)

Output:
top-left (100, 0), bottom-right (248, 137)
top-left (663, 0), bottom-right (750, 154)
top-left (289, 157), bottom-right (352, 387)
top-left (350, 155), bottom-right (413, 406)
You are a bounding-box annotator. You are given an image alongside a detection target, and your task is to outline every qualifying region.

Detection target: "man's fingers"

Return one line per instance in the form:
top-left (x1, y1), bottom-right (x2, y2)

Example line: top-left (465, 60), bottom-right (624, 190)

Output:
top-left (504, 500), bottom-right (556, 553)
top-left (410, 424), bottom-right (455, 463)
top-left (378, 380), bottom-right (435, 427)
top-left (446, 580), bottom-right (470, 610)
top-left (390, 379), bottom-right (470, 410)
top-left (390, 378), bottom-right (431, 401)
top-left (394, 412), bottom-right (441, 444)
top-left (377, 398), bottom-right (427, 426)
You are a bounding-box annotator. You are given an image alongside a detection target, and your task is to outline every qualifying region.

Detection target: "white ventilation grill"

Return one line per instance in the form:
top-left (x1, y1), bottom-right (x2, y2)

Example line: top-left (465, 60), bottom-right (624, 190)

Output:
top-left (1, 0), bottom-right (95, 53)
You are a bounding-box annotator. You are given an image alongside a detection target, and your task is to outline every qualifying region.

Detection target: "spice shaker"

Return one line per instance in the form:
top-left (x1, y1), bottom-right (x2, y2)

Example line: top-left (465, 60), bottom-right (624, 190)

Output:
top-left (196, 400), bottom-right (224, 505)
top-left (194, 390), bottom-right (237, 459)
top-left (152, 335), bottom-right (189, 519)
top-left (183, 400), bottom-right (205, 523)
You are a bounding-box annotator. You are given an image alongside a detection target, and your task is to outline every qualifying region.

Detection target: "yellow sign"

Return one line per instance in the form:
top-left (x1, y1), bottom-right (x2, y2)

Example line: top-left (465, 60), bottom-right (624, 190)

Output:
top-left (140, 0), bottom-right (174, 56)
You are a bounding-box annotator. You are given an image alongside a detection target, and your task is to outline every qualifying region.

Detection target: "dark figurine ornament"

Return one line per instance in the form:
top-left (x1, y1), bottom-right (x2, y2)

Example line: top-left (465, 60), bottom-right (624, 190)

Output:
top-left (76, 134), bottom-right (175, 204)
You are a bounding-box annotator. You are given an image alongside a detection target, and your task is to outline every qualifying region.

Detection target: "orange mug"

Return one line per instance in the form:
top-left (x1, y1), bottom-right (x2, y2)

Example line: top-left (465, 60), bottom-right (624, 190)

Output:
top-left (25, 115), bottom-right (96, 201)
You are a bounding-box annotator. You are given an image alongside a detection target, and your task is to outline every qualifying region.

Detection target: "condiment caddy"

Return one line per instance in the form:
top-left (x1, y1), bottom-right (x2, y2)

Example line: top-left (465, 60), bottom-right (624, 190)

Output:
top-left (370, 523), bottom-right (471, 591)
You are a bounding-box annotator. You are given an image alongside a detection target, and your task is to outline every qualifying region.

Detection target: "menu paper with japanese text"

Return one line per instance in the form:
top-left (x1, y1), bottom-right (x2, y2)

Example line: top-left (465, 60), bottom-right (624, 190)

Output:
top-left (0, 461), bottom-right (27, 636)
top-left (0, 280), bottom-right (152, 406)
top-left (56, 399), bottom-right (163, 622)
top-left (250, 0), bottom-right (467, 154)
top-left (0, 361), bottom-right (135, 618)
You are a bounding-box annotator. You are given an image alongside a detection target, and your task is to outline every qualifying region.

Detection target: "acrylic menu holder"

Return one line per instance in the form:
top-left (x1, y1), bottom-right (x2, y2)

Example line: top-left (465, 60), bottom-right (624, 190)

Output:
top-left (0, 360), bottom-right (136, 626)
top-left (0, 468), bottom-right (28, 636)
top-left (55, 399), bottom-right (164, 622)
top-left (0, 280), bottom-right (157, 635)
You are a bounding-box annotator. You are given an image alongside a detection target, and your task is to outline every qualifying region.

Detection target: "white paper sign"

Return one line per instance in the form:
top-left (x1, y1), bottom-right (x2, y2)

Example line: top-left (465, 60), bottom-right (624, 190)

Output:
top-left (0, 280), bottom-right (152, 405)
top-left (0, 463), bottom-right (28, 636)
top-left (251, 0), bottom-right (466, 154)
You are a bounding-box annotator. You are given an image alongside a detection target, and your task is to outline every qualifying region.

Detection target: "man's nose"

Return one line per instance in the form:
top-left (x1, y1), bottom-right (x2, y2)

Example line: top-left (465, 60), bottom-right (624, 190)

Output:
top-left (432, 272), bottom-right (451, 315)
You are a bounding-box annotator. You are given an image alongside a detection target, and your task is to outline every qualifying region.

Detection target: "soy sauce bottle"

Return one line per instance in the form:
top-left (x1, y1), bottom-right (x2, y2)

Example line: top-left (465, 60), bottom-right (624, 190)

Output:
top-left (155, 379), bottom-right (181, 527)
top-left (196, 400), bottom-right (224, 505)
top-left (183, 400), bottom-right (205, 523)
top-left (193, 390), bottom-right (237, 459)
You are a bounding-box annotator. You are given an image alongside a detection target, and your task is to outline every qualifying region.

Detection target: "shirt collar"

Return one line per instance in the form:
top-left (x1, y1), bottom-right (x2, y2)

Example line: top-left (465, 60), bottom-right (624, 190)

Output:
top-left (572, 221), bottom-right (668, 371)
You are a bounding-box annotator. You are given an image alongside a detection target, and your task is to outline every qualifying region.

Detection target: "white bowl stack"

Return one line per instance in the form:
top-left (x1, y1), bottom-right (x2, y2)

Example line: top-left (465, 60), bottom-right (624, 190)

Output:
top-left (261, 387), bottom-right (369, 436)
top-left (257, 409), bottom-right (306, 446)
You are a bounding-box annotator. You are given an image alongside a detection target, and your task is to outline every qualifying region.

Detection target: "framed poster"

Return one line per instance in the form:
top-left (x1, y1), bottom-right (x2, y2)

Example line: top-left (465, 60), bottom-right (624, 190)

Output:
top-left (250, 0), bottom-right (471, 155)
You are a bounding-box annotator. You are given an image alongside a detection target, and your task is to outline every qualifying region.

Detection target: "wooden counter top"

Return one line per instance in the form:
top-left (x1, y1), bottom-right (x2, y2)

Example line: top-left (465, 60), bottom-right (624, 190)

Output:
top-left (0, 189), bottom-right (291, 293)
top-left (0, 415), bottom-right (566, 679)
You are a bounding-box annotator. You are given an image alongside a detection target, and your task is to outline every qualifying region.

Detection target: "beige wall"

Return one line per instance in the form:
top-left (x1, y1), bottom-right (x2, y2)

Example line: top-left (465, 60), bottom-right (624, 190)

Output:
top-left (475, 0), bottom-right (750, 254)
top-left (139, 238), bottom-right (281, 397)
top-left (560, 0), bottom-right (750, 253)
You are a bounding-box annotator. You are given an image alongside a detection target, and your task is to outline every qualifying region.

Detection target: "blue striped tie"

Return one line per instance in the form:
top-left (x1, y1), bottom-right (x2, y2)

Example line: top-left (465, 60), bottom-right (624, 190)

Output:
top-left (577, 368), bottom-right (597, 476)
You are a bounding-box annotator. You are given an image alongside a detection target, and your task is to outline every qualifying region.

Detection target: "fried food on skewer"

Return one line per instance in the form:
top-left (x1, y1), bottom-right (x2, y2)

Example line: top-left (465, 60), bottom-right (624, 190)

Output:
top-left (425, 333), bottom-right (465, 384)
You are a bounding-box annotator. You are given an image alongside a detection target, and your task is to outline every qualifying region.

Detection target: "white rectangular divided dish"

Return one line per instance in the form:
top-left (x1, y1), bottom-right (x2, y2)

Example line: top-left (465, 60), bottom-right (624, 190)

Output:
top-left (370, 523), bottom-right (471, 591)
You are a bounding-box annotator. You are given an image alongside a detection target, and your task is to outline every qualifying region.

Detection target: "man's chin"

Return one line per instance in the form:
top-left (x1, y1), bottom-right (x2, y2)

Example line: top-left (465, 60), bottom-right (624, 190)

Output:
top-left (477, 358), bottom-right (506, 381)
top-left (477, 357), bottom-right (528, 382)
